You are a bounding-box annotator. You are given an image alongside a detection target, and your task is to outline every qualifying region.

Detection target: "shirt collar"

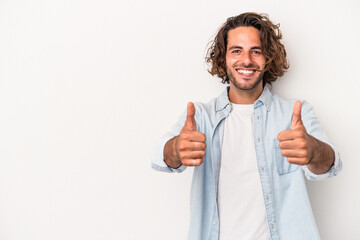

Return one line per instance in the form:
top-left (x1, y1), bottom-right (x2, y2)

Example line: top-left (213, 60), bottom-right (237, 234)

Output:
top-left (215, 84), bottom-right (273, 112)
top-left (255, 84), bottom-right (273, 111)
top-left (215, 86), bottom-right (231, 112)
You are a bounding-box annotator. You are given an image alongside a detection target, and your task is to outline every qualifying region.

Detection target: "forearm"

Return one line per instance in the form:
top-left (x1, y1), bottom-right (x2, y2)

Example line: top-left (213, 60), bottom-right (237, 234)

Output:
top-left (306, 136), bottom-right (335, 174)
top-left (164, 136), bottom-right (182, 169)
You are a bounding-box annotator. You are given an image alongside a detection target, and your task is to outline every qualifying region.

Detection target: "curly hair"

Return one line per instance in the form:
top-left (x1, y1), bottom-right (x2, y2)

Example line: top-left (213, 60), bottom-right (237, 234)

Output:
top-left (206, 12), bottom-right (289, 85)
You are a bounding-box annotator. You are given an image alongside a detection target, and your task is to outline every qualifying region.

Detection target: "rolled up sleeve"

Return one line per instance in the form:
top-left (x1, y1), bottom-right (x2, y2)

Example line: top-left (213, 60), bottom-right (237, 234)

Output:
top-left (151, 111), bottom-right (187, 173)
top-left (300, 100), bottom-right (342, 180)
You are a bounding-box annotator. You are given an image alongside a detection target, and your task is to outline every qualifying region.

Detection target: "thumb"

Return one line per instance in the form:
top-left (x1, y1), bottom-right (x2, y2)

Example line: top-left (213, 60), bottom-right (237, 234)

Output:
top-left (291, 100), bottom-right (303, 129)
top-left (184, 102), bottom-right (196, 131)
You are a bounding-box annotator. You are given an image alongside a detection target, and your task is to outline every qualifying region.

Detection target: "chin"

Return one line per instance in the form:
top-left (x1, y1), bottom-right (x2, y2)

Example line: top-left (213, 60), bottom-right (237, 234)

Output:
top-left (232, 77), bottom-right (263, 91)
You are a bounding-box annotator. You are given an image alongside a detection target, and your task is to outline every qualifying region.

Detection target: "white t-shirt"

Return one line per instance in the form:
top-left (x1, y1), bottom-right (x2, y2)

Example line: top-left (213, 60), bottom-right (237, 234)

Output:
top-left (217, 103), bottom-right (270, 240)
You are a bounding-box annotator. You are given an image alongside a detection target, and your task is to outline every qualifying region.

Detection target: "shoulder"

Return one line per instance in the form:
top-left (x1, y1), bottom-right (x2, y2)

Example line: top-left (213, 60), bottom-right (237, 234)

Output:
top-left (269, 94), bottom-right (296, 117)
top-left (271, 93), bottom-right (313, 113)
top-left (271, 93), bottom-right (296, 108)
top-left (193, 98), bottom-right (216, 116)
top-left (193, 88), bottom-right (229, 118)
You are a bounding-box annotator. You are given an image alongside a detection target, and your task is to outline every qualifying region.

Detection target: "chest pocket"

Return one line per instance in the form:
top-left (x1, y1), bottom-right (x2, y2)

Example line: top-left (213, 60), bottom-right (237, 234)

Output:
top-left (273, 139), bottom-right (299, 175)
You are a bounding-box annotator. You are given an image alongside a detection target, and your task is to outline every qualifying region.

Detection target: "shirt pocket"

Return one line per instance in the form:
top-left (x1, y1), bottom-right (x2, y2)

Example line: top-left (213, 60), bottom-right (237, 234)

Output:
top-left (273, 139), bottom-right (299, 175)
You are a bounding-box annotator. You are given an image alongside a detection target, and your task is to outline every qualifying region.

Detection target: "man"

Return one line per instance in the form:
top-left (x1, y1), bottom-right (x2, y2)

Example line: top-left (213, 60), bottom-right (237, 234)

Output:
top-left (151, 12), bottom-right (342, 240)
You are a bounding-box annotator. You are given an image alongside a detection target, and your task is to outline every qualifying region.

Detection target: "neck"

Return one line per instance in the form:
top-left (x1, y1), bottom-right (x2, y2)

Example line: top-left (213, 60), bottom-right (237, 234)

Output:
top-left (228, 83), bottom-right (264, 104)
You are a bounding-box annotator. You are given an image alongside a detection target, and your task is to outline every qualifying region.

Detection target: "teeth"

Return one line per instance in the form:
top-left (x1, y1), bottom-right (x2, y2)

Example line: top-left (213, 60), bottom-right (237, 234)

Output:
top-left (237, 69), bottom-right (254, 75)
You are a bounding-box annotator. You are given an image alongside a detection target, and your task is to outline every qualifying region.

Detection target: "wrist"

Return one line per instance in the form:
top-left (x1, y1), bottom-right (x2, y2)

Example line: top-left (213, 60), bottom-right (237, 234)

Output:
top-left (164, 136), bottom-right (182, 169)
top-left (306, 135), bottom-right (321, 165)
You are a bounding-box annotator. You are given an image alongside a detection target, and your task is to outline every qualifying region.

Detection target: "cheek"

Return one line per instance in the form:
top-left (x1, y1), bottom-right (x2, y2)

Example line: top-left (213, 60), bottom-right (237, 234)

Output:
top-left (261, 56), bottom-right (266, 65)
top-left (256, 56), bottom-right (266, 68)
top-left (225, 55), bottom-right (236, 66)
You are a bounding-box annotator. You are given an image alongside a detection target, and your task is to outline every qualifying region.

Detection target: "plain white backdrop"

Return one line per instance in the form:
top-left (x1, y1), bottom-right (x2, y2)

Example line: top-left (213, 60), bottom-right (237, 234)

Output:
top-left (0, 0), bottom-right (359, 239)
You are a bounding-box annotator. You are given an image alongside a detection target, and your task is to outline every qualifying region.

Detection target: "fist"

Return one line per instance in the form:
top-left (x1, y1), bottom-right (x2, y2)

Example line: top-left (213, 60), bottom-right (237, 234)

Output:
top-left (175, 102), bottom-right (206, 166)
top-left (277, 101), bottom-right (316, 165)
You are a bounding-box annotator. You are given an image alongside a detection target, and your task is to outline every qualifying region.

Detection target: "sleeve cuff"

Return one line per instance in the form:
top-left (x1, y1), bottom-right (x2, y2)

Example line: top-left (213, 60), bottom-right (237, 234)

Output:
top-left (151, 133), bottom-right (187, 173)
top-left (302, 142), bottom-right (342, 181)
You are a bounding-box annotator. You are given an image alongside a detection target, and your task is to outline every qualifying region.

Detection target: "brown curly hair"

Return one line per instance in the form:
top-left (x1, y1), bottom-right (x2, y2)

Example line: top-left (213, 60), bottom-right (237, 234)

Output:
top-left (206, 12), bottom-right (289, 85)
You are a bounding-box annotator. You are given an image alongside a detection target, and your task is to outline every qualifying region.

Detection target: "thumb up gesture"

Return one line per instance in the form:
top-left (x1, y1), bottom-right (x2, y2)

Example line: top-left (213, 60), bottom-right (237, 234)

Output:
top-left (277, 101), bottom-right (317, 165)
top-left (174, 102), bottom-right (207, 166)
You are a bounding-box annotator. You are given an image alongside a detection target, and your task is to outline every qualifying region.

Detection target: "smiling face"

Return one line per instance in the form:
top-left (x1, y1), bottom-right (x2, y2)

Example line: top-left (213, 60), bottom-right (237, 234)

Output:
top-left (225, 26), bottom-right (266, 103)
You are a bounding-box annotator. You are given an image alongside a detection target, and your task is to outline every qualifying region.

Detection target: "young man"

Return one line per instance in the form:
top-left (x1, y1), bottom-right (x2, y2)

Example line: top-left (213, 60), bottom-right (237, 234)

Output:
top-left (152, 12), bottom-right (342, 240)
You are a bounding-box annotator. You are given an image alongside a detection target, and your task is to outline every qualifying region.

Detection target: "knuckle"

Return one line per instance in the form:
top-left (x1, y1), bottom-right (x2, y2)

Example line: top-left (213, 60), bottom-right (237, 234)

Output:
top-left (302, 149), bottom-right (308, 157)
top-left (299, 139), bottom-right (307, 148)
top-left (178, 134), bottom-right (186, 141)
top-left (178, 142), bottom-right (186, 151)
top-left (184, 133), bottom-right (192, 140)
top-left (195, 159), bottom-right (203, 165)
top-left (195, 151), bottom-right (204, 159)
top-left (281, 150), bottom-right (286, 156)
top-left (297, 130), bottom-right (305, 138)
top-left (201, 133), bottom-right (206, 142)
top-left (293, 130), bottom-right (300, 137)
top-left (201, 143), bottom-right (207, 150)
top-left (299, 158), bottom-right (307, 165)
top-left (182, 159), bottom-right (191, 166)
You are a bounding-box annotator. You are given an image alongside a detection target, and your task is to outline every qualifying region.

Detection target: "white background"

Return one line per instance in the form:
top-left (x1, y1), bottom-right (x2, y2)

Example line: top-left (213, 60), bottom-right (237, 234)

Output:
top-left (0, 0), bottom-right (359, 239)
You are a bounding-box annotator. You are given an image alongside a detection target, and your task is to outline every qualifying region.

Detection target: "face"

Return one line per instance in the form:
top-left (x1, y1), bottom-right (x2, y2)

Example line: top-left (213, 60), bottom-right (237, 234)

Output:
top-left (225, 26), bottom-right (266, 92)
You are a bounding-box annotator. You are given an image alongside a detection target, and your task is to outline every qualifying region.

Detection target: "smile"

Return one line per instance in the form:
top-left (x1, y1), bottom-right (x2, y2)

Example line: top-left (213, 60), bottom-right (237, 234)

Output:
top-left (236, 68), bottom-right (256, 76)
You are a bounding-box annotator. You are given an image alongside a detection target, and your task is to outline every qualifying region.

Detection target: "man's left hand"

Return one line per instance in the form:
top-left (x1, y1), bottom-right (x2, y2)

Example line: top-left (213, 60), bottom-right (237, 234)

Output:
top-left (277, 100), bottom-right (319, 165)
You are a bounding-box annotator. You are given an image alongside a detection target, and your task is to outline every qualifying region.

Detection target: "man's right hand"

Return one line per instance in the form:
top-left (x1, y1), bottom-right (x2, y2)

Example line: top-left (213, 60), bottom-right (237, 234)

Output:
top-left (164, 102), bottom-right (206, 168)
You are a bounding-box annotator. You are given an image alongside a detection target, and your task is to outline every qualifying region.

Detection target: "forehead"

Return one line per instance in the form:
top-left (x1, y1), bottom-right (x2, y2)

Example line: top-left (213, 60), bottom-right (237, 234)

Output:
top-left (227, 26), bottom-right (261, 48)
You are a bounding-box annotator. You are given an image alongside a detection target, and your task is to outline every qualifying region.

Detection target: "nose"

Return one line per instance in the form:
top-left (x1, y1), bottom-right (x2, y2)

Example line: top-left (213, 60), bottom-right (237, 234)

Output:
top-left (240, 51), bottom-right (252, 66)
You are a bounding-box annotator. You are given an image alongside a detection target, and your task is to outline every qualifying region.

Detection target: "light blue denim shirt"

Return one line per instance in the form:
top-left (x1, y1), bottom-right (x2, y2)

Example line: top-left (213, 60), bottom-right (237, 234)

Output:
top-left (152, 85), bottom-right (342, 240)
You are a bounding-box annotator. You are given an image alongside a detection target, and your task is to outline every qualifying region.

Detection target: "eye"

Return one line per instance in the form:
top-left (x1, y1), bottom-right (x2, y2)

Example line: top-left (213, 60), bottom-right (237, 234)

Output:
top-left (252, 50), bottom-right (262, 55)
top-left (232, 50), bottom-right (240, 54)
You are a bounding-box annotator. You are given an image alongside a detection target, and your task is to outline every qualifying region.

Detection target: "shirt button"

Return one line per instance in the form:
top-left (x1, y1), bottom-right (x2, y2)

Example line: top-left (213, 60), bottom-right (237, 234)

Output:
top-left (272, 224), bottom-right (275, 229)
top-left (266, 195), bottom-right (269, 201)
top-left (213, 221), bottom-right (216, 225)
top-left (257, 137), bottom-right (260, 143)
top-left (261, 166), bottom-right (264, 172)
top-left (217, 113), bottom-right (221, 118)
top-left (257, 116), bottom-right (260, 120)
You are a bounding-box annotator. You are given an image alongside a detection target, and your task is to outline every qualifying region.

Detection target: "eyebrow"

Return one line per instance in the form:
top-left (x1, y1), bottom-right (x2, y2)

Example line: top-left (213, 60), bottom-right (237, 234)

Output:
top-left (228, 46), bottom-right (262, 50)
